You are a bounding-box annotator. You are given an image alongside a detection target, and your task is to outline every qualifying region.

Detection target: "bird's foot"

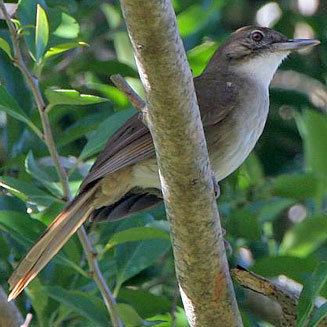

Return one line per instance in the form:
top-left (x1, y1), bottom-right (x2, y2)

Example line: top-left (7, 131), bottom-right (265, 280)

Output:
top-left (211, 173), bottom-right (220, 198)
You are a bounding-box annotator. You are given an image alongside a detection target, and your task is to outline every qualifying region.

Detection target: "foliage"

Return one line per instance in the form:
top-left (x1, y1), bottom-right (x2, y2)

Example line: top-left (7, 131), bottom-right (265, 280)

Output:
top-left (0, 0), bottom-right (326, 326)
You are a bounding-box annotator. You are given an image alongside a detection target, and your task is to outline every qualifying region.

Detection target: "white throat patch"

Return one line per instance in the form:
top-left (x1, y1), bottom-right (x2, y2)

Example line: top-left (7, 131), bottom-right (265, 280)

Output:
top-left (236, 52), bottom-right (289, 88)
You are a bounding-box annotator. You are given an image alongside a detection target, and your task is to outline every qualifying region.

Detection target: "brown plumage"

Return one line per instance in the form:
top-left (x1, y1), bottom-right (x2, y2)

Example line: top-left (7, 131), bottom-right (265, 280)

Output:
top-left (8, 26), bottom-right (319, 300)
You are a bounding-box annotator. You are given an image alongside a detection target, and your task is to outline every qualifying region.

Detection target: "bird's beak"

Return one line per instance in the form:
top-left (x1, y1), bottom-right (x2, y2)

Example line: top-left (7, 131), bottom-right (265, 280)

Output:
top-left (272, 38), bottom-right (320, 52)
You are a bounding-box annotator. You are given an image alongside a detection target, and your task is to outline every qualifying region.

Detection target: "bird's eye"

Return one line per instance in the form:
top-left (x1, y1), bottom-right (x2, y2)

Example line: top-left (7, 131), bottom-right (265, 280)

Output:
top-left (251, 30), bottom-right (264, 42)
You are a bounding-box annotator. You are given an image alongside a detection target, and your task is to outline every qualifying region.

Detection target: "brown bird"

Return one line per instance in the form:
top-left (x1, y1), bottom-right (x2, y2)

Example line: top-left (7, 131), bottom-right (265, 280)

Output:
top-left (8, 26), bottom-right (319, 300)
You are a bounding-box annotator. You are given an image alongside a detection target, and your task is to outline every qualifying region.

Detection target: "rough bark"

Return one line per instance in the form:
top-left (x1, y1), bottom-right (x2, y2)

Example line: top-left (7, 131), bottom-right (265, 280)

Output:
top-left (119, 1), bottom-right (242, 326)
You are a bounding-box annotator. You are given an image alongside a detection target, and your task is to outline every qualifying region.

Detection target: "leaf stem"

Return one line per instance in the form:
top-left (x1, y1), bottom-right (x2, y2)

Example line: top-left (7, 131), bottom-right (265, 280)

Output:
top-left (0, 2), bottom-right (122, 326)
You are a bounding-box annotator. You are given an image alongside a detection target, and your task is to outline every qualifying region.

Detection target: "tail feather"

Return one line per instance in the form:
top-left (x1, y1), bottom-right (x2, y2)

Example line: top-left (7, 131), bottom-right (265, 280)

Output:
top-left (8, 187), bottom-right (97, 301)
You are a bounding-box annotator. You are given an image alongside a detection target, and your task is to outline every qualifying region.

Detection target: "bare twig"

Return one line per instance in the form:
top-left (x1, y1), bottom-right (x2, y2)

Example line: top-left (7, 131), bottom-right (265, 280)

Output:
top-left (272, 70), bottom-right (327, 113)
top-left (20, 313), bottom-right (33, 327)
top-left (231, 267), bottom-right (327, 326)
top-left (110, 74), bottom-right (146, 111)
top-left (0, 3), bottom-right (122, 326)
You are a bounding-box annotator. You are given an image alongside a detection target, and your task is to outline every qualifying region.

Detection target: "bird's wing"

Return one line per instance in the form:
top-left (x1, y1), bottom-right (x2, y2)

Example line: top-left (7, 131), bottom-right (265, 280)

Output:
top-left (194, 74), bottom-right (238, 127)
top-left (79, 114), bottom-right (155, 192)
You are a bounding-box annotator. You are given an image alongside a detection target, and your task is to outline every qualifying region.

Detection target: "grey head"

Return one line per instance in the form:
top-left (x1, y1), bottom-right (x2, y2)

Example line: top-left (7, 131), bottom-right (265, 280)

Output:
top-left (204, 26), bottom-right (320, 88)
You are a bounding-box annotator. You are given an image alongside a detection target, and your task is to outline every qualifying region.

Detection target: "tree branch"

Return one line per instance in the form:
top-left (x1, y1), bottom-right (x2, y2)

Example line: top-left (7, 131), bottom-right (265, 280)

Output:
top-left (119, 1), bottom-right (241, 325)
top-left (232, 267), bottom-right (327, 326)
top-left (0, 3), bottom-right (122, 326)
top-left (272, 70), bottom-right (327, 113)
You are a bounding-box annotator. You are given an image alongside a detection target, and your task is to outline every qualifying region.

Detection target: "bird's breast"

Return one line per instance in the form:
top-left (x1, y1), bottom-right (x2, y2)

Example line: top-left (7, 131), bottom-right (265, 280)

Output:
top-left (208, 84), bottom-right (269, 181)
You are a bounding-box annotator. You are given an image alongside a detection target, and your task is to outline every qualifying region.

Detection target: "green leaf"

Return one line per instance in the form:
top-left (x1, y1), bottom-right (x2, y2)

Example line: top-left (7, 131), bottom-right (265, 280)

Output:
top-left (0, 210), bottom-right (44, 243)
top-left (35, 4), bottom-right (49, 61)
top-left (187, 41), bottom-right (218, 76)
top-left (116, 303), bottom-right (144, 327)
top-left (271, 173), bottom-right (319, 200)
top-left (257, 198), bottom-right (295, 223)
top-left (114, 216), bottom-right (171, 290)
top-left (0, 175), bottom-right (57, 207)
top-left (297, 110), bottom-right (327, 179)
top-left (226, 208), bottom-right (261, 241)
top-left (80, 109), bottom-right (135, 160)
top-left (0, 84), bottom-right (43, 138)
top-left (0, 37), bottom-right (13, 59)
top-left (118, 288), bottom-right (171, 318)
top-left (104, 227), bottom-right (170, 253)
top-left (51, 11), bottom-right (79, 39)
top-left (44, 41), bottom-right (88, 59)
top-left (252, 256), bottom-right (319, 280)
top-left (44, 286), bottom-right (109, 325)
top-left (45, 88), bottom-right (108, 106)
top-left (280, 215), bottom-right (327, 257)
top-left (0, 195), bottom-right (26, 212)
top-left (297, 262), bottom-right (327, 327)
top-left (25, 151), bottom-right (63, 198)
top-left (308, 302), bottom-right (327, 327)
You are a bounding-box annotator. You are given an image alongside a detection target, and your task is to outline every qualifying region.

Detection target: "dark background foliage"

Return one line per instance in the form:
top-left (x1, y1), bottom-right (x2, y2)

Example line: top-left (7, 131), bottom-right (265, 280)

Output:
top-left (0, 0), bottom-right (326, 326)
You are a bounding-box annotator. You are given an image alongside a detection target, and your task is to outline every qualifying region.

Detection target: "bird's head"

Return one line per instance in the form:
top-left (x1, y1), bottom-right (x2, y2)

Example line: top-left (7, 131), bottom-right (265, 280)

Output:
top-left (205, 26), bottom-right (320, 87)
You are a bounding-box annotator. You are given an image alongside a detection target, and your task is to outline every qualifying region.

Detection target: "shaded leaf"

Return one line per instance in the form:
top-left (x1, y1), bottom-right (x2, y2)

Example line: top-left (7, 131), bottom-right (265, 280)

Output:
top-left (80, 108), bottom-right (135, 160)
top-left (25, 151), bottom-right (63, 198)
top-left (0, 175), bottom-right (57, 207)
top-left (104, 226), bottom-right (170, 253)
top-left (308, 302), bottom-right (327, 327)
top-left (0, 84), bottom-right (42, 138)
top-left (297, 262), bottom-right (327, 327)
top-left (271, 173), bottom-right (319, 200)
top-left (44, 286), bottom-right (109, 325)
top-left (252, 256), bottom-right (319, 280)
top-left (116, 303), bottom-right (144, 326)
top-left (45, 88), bottom-right (108, 106)
top-left (35, 4), bottom-right (49, 61)
top-left (280, 215), bottom-right (327, 256)
top-left (118, 288), bottom-right (171, 318)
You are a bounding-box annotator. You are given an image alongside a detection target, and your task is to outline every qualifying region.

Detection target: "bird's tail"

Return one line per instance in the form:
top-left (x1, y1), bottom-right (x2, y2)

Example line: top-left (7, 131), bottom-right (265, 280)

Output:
top-left (8, 187), bottom-right (97, 301)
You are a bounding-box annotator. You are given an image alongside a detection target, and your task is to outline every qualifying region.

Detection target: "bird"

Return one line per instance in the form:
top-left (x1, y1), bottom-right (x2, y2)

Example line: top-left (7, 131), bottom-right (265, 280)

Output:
top-left (7, 26), bottom-right (319, 300)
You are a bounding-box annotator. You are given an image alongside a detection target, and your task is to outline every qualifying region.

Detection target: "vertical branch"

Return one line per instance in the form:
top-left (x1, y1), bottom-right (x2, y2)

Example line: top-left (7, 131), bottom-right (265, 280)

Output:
top-left (119, 0), bottom-right (242, 325)
top-left (0, 3), bottom-right (122, 326)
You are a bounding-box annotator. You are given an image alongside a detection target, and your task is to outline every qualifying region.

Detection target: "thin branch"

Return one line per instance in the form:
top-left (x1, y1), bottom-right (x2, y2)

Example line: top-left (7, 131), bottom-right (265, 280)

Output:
top-left (231, 267), bottom-right (327, 326)
top-left (272, 70), bottom-right (327, 113)
top-left (110, 74), bottom-right (146, 111)
top-left (0, 3), bottom-right (122, 326)
top-left (119, 0), bottom-right (242, 325)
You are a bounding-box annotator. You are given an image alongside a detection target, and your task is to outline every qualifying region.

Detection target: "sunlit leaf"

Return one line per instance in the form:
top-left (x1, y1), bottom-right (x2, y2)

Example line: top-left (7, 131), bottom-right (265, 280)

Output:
top-left (187, 41), bottom-right (217, 76)
top-left (45, 88), bottom-right (108, 106)
top-left (35, 4), bottom-right (49, 61)
top-left (280, 215), bottom-right (327, 257)
top-left (44, 41), bottom-right (88, 59)
top-left (297, 262), bottom-right (327, 327)
top-left (0, 37), bottom-right (13, 59)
